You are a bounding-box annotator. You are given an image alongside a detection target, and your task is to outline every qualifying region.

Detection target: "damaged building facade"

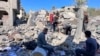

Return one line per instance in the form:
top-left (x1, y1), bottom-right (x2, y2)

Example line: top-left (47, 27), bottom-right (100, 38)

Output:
top-left (0, 0), bottom-right (20, 27)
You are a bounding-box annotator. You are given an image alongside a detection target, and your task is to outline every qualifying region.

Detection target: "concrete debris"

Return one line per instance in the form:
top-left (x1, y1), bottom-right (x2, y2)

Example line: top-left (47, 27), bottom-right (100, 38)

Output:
top-left (24, 31), bottom-right (35, 37)
top-left (0, 2), bottom-right (100, 55)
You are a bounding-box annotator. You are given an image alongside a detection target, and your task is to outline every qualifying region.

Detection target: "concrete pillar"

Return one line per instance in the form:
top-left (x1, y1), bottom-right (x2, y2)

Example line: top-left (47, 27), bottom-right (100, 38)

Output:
top-left (7, 9), bottom-right (14, 26)
top-left (27, 12), bottom-right (32, 26)
top-left (73, 7), bottom-right (84, 44)
top-left (75, 8), bottom-right (84, 38)
top-left (73, 0), bottom-right (87, 43)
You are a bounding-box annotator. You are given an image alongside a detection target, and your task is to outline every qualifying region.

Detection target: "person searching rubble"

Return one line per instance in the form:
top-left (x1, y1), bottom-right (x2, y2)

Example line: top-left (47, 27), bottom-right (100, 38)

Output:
top-left (53, 12), bottom-right (59, 32)
top-left (37, 28), bottom-right (55, 56)
top-left (75, 30), bottom-right (99, 56)
top-left (46, 13), bottom-right (50, 26)
top-left (63, 24), bottom-right (72, 35)
top-left (83, 11), bottom-right (89, 31)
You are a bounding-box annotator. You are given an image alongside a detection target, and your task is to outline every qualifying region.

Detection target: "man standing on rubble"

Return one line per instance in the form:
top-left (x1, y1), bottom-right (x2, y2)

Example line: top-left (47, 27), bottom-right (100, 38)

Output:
top-left (49, 12), bottom-right (54, 31)
top-left (83, 12), bottom-right (89, 31)
top-left (46, 13), bottom-right (50, 26)
top-left (37, 28), bottom-right (54, 56)
top-left (75, 30), bottom-right (99, 56)
top-left (53, 12), bottom-right (59, 32)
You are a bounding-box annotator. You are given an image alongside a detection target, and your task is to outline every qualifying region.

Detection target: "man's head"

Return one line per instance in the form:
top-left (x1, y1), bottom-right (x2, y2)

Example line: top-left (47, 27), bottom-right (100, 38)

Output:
top-left (84, 30), bottom-right (91, 38)
top-left (43, 28), bottom-right (48, 34)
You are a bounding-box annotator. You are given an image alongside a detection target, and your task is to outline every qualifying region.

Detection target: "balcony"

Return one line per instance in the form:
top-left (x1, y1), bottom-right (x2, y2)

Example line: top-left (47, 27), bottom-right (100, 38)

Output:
top-left (0, 1), bottom-right (8, 8)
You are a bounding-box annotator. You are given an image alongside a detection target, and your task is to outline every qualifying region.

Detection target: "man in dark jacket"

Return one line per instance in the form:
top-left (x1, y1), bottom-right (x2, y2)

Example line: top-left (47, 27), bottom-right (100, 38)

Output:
top-left (75, 30), bottom-right (99, 56)
top-left (37, 28), bottom-right (48, 46)
top-left (52, 12), bottom-right (59, 32)
top-left (37, 28), bottom-right (54, 56)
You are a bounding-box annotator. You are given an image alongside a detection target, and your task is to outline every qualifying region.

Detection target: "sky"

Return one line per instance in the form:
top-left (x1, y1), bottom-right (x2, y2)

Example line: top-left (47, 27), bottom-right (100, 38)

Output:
top-left (21, 0), bottom-right (100, 12)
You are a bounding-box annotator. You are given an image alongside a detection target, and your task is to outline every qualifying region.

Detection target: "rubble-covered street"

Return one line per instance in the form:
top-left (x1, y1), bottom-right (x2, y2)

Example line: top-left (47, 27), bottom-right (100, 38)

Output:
top-left (0, 0), bottom-right (100, 56)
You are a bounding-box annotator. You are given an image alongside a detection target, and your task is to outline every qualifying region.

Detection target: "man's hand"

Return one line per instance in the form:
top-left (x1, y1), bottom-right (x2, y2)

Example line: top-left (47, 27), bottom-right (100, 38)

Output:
top-left (42, 45), bottom-right (47, 47)
top-left (97, 49), bottom-right (100, 54)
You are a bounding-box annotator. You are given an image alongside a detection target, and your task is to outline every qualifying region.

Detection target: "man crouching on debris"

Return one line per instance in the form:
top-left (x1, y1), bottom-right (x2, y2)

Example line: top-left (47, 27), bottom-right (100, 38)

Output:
top-left (75, 30), bottom-right (99, 56)
top-left (37, 28), bottom-right (54, 56)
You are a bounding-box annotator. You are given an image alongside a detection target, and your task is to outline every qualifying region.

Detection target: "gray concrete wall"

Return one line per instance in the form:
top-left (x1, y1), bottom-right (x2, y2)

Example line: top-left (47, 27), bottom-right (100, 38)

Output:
top-left (0, 0), bottom-right (20, 26)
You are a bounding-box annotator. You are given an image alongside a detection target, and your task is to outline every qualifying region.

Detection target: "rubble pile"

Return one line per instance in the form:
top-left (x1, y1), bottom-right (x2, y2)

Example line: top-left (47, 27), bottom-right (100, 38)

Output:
top-left (87, 16), bottom-right (100, 44)
top-left (0, 7), bottom-right (100, 56)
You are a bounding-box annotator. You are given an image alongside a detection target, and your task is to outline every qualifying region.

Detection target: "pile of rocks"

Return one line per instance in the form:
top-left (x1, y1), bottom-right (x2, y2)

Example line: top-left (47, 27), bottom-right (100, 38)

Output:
top-left (87, 16), bottom-right (100, 44)
top-left (0, 7), bottom-right (100, 56)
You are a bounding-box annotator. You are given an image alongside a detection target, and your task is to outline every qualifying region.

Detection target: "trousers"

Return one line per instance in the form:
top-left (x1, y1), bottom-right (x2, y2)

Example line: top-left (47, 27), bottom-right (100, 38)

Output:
top-left (75, 49), bottom-right (95, 56)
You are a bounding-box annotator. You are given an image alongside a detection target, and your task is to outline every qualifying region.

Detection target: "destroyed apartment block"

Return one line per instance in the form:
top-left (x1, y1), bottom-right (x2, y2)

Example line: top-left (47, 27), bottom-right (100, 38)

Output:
top-left (0, 0), bottom-right (100, 56)
top-left (0, 0), bottom-right (20, 27)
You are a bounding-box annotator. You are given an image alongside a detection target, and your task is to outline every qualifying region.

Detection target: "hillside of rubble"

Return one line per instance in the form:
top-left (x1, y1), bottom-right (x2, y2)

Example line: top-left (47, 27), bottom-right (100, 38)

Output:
top-left (0, 0), bottom-right (100, 56)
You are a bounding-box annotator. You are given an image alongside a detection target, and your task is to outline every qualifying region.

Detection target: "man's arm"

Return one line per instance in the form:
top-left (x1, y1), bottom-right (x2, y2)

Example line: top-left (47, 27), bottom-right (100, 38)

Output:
top-left (86, 40), bottom-right (91, 51)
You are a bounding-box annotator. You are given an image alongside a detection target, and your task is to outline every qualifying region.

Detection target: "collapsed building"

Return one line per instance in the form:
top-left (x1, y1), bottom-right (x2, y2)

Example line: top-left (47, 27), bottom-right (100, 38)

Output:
top-left (0, 0), bottom-right (100, 56)
top-left (0, 0), bottom-right (20, 27)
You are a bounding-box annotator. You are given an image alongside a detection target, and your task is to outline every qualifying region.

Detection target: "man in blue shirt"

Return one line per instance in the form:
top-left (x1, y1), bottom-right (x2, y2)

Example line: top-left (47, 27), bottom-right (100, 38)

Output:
top-left (75, 30), bottom-right (99, 56)
top-left (37, 28), bottom-right (48, 46)
top-left (37, 28), bottom-right (54, 56)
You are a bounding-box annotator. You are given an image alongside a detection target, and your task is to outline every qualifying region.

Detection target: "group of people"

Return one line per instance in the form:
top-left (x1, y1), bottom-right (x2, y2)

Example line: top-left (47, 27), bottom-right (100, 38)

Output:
top-left (21, 11), bottom-right (100, 56)
top-left (36, 11), bottom-right (100, 56)
top-left (37, 28), bottom-right (99, 56)
top-left (46, 11), bottom-right (59, 32)
top-left (45, 12), bottom-right (72, 36)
